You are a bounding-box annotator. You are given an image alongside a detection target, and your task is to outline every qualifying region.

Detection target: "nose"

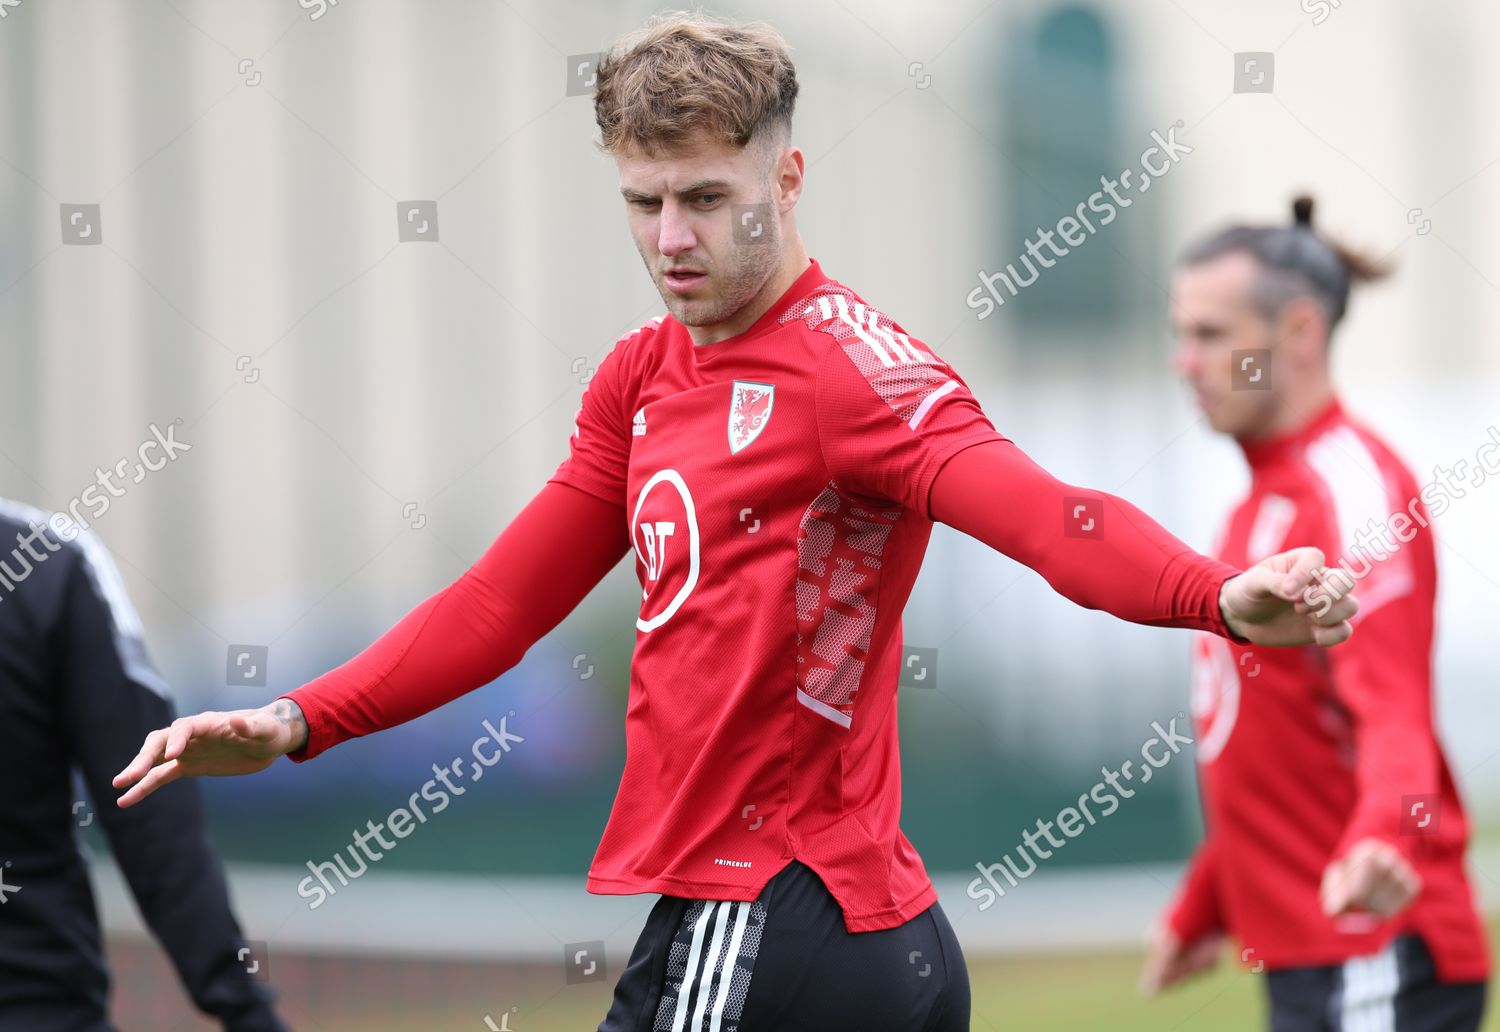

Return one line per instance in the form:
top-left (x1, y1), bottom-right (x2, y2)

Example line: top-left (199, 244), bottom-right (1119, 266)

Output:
top-left (656, 201), bottom-right (697, 258)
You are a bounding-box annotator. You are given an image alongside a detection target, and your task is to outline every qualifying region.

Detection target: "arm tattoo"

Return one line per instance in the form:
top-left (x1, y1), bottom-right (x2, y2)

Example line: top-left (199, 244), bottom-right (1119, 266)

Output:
top-left (268, 698), bottom-right (309, 752)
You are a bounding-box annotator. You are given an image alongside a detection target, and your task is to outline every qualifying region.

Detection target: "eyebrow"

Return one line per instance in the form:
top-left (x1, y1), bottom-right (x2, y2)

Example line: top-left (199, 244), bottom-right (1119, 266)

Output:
top-left (620, 178), bottom-right (732, 202)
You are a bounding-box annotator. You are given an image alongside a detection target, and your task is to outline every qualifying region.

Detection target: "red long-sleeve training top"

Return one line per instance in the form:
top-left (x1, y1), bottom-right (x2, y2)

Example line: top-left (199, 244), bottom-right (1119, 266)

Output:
top-left (280, 259), bottom-right (1245, 931)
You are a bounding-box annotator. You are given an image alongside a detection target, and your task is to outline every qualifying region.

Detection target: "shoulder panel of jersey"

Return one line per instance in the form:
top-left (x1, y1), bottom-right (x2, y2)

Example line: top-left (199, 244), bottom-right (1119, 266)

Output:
top-left (614, 313), bottom-right (667, 348)
top-left (779, 281), bottom-right (955, 427)
top-left (1298, 418), bottom-right (1420, 623)
top-left (552, 313), bottom-right (668, 505)
top-left (601, 312), bottom-right (668, 393)
top-left (0, 496), bottom-right (169, 697)
top-left (780, 278), bottom-right (1005, 521)
top-left (595, 312), bottom-right (667, 390)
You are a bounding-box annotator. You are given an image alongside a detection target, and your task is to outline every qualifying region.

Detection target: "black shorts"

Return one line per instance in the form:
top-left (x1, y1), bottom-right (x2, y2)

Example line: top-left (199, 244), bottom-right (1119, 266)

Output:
top-left (597, 860), bottom-right (969, 1032)
top-left (1266, 934), bottom-right (1487, 1031)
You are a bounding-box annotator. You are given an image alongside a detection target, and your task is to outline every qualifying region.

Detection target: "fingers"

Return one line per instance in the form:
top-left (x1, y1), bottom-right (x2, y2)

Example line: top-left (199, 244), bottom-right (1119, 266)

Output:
top-left (164, 716), bottom-right (196, 762)
top-left (112, 726), bottom-right (171, 791)
top-left (1315, 596), bottom-right (1359, 626)
top-left (112, 713), bottom-right (223, 799)
top-left (1363, 843), bottom-right (1421, 917)
top-left (1321, 840), bottom-right (1421, 918)
top-left (1312, 621), bottom-right (1352, 647)
top-left (1276, 547), bottom-right (1326, 600)
top-left (1319, 860), bottom-right (1345, 915)
top-left (1309, 580), bottom-right (1357, 645)
top-left (1321, 853), bottom-right (1371, 916)
top-left (1138, 947), bottom-right (1174, 997)
top-left (1297, 565), bottom-right (1359, 646)
top-left (1305, 566), bottom-right (1359, 617)
top-left (1375, 870), bottom-right (1421, 916)
top-left (1139, 931), bottom-right (1220, 996)
top-left (115, 757), bottom-right (184, 809)
top-left (1138, 968), bottom-right (1164, 997)
top-left (1316, 565), bottom-right (1358, 602)
top-left (1137, 923), bottom-right (1175, 996)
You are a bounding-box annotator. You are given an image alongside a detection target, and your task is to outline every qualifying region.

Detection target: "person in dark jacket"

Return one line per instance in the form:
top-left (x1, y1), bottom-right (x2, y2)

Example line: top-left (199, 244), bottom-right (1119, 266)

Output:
top-left (0, 499), bottom-right (288, 1032)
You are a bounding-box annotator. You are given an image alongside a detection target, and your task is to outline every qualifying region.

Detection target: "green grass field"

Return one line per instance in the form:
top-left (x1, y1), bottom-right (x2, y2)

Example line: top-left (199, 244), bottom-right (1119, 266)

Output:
top-left (110, 924), bottom-right (1497, 1030)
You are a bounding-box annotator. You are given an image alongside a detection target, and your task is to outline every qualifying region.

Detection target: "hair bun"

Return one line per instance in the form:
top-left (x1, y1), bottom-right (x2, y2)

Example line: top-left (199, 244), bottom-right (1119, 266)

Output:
top-left (1292, 195), bottom-right (1315, 228)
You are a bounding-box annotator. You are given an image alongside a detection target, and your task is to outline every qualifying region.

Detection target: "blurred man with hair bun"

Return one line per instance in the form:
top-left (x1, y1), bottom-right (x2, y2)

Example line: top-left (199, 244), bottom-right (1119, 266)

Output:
top-left (1143, 197), bottom-right (1489, 1030)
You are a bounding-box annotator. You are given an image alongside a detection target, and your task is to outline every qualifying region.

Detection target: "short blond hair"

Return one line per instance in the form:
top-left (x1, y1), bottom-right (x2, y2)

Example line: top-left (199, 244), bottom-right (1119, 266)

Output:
top-left (593, 12), bottom-right (799, 157)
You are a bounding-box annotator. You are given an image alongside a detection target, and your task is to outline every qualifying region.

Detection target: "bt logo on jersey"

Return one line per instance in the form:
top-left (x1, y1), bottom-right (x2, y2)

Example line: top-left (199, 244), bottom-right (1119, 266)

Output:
top-left (638, 521), bottom-right (676, 582)
top-left (632, 469), bottom-right (701, 632)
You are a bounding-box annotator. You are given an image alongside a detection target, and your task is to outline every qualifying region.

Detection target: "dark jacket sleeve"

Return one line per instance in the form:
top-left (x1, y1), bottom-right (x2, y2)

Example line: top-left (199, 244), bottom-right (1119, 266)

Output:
top-left (57, 538), bottom-right (290, 1032)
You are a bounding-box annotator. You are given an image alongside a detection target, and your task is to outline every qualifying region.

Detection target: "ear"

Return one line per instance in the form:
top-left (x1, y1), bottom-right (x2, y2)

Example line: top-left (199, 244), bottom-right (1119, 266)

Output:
top-left (775, 146), bottom-right (806, 212)
top-left (1276, 295), bottom-right (1329, 363)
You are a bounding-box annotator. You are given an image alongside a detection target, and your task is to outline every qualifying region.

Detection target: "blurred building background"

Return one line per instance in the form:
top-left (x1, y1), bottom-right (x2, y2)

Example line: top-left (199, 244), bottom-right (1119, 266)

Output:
top-left (2, 0), bottom-right (1496, 1028)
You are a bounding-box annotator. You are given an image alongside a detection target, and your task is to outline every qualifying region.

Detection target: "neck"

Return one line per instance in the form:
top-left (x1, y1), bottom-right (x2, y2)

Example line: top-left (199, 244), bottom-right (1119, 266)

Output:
top-left (687, 236), bottom-right (810, 346)
top-left (1244, 376), bottom-right (1336, 442)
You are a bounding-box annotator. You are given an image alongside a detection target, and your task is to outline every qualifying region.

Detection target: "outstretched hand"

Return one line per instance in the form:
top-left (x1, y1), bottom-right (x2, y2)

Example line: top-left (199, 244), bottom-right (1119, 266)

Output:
top-left (112, 698), bottom-right (308, 808)
top-left (1321, 838), bottom-right (1421, 919)
top-left (1138, 924), bottom-right (1223, 997)
top-left (1218, 546), bottom-right (1358, 647)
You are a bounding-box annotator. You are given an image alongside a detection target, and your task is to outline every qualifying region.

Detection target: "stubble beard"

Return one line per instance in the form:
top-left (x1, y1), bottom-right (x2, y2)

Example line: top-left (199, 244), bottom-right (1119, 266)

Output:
top-left (644, 221), bottom-right (783, 329)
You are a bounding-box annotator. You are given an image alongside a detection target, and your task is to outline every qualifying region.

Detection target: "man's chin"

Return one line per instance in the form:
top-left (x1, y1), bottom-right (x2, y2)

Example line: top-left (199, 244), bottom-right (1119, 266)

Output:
top-left (661, 294), bottom-right (722, 327)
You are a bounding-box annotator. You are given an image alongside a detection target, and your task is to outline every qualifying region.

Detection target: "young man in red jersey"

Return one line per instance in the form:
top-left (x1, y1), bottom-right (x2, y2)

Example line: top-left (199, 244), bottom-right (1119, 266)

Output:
top-left (1140, 198), bottom-right (1489, 1029)
top-left (114, 17), bottom-right (1360, 1031)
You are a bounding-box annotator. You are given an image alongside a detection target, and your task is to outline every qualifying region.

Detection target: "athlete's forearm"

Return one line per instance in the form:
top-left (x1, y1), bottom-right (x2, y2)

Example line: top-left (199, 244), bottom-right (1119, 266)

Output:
top-left (280, 481), bottom-right (630, 760)
top-left (1343, 719), bottom-right (1440, 861)
top-left (930, 440), bottom-right (1239, 637)
top-left (1329, 604), bottom-right (1442, 857)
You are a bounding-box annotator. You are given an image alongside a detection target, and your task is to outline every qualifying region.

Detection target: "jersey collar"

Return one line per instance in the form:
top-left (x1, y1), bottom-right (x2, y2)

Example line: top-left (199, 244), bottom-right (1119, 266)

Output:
top-left (1237, 396), bottom-right (1345, 472)
top-left (684, 258), bottom-right (830, 354)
